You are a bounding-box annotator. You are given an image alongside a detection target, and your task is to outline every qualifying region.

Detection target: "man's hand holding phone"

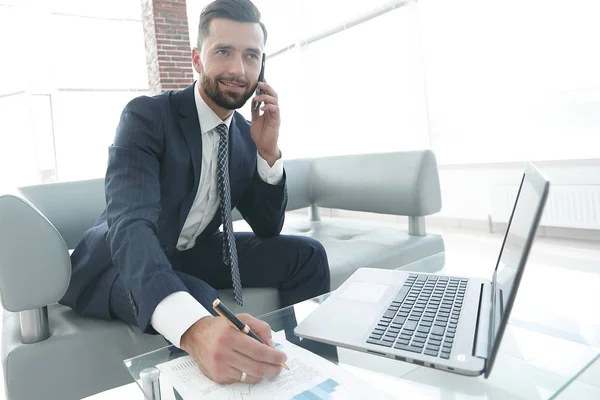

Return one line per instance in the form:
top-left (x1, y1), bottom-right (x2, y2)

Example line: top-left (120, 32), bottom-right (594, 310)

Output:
top-left (251, 53), bottom-right (281, 167)
top-left (253, 53), bottom-right (266, 112)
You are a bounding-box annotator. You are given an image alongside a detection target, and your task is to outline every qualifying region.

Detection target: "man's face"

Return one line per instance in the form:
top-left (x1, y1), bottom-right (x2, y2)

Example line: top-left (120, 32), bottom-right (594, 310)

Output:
top-left (193, 18), bottom-right (264, 110)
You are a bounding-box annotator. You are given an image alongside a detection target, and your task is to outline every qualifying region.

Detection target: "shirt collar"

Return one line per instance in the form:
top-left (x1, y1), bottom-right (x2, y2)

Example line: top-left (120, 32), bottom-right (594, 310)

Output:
top-left (194, 81), bottom-right (234, 135)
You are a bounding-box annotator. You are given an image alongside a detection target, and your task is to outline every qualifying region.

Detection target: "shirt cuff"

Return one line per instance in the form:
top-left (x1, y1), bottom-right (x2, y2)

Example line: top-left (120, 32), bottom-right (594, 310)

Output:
top-left (256, 151), bottom-right (284, 185)
top-left (150, 291), bottom-right (212, 348)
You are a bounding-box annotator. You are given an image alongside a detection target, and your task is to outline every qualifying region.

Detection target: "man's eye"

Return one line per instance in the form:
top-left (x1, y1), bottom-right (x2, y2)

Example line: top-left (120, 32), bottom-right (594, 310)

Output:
top-left (217, 50), bottom-right (228, 55)
top-left (248, 53), bottom-right (259, 59)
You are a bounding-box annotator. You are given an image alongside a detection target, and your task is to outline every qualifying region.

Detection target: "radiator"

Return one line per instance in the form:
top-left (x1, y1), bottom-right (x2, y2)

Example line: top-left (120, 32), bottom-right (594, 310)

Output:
top-left (491, 185), bottom-right (600, 230)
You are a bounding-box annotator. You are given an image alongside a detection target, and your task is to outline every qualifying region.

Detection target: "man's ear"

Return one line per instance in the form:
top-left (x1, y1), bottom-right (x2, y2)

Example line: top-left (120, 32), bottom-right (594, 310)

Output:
top-left (191, 48), bottom-right (203, 74)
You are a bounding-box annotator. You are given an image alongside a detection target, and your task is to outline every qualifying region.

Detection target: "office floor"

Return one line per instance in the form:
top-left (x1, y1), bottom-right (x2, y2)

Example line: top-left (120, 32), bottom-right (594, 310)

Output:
top-left (1, 221), bottom-right (598, 399)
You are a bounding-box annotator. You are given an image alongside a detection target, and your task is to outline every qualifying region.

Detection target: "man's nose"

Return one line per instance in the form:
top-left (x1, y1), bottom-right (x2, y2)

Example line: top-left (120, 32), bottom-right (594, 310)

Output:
top-left (228, 56), bottom-right (245, 76)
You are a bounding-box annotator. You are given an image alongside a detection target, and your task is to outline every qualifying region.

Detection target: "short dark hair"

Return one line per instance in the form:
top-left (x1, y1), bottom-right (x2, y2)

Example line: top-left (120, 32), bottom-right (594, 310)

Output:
top-left (197, 0), bottom-right (267, 49)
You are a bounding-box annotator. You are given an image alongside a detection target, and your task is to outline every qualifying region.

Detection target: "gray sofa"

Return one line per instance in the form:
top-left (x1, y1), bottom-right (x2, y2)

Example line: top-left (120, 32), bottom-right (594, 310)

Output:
top-left (0, 150), bottom-right (444, 400)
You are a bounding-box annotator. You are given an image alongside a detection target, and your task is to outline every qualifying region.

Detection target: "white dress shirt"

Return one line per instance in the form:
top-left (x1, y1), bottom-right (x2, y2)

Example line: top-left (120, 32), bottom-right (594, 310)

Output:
top-left (151, 82), bottom-right (284, 348)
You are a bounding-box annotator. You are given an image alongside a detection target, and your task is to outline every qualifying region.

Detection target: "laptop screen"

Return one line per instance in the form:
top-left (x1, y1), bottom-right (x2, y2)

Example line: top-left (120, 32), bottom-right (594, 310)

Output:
top-left (486, 164), bottom-right (549, 376)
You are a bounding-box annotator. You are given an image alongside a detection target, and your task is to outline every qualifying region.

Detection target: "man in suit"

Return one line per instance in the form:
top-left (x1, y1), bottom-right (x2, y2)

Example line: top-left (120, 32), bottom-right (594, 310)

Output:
top-left (60, 0), bottom-right (330, 385)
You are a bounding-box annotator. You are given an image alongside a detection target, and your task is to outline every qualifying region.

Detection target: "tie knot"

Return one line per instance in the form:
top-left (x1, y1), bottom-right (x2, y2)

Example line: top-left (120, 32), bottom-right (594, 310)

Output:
top-left (216, 123), bottom-right (228, 138)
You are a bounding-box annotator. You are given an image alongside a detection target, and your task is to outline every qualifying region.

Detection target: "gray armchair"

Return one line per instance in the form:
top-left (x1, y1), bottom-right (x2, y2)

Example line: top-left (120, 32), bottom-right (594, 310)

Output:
top-left (0, 150), bottom-right (444, 399)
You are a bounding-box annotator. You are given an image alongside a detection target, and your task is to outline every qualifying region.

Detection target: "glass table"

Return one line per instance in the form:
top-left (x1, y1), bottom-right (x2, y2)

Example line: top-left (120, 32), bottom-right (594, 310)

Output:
top-left (124, 253), bottom-right (600, 399)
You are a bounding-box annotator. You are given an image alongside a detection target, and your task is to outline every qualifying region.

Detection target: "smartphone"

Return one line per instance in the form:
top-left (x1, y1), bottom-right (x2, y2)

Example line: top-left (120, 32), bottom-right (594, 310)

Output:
top-left (253, 53), bottom-right (266, 112)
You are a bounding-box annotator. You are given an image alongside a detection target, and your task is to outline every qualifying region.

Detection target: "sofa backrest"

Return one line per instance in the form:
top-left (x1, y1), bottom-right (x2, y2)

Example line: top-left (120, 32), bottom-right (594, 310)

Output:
top-left (311, 150), bottom-right (442, 217)
top-left (14, 150), bottom-right (441, 250)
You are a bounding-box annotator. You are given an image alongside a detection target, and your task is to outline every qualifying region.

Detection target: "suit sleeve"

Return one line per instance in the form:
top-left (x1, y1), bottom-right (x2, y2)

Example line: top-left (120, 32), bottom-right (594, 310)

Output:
top-left (236, 160), bottom-right (288, 238)
top-left (105, 96), bottom-right (189, 333)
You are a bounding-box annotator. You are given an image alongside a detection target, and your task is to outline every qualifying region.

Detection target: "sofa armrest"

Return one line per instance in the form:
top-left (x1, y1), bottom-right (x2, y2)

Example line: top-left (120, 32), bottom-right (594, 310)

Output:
top-left (311, 150), bottom-right (442, 217)
top-left (0, 192), bottom-right (71, 313)
top-left (281, 157), bottom-right (313, 211)
top-left (18, 178), bottom-right (106, 250)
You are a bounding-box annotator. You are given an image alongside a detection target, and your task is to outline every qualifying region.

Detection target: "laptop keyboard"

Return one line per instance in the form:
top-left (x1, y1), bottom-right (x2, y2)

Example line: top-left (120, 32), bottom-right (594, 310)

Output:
top-left (366, 274), bottom-right (468, 359)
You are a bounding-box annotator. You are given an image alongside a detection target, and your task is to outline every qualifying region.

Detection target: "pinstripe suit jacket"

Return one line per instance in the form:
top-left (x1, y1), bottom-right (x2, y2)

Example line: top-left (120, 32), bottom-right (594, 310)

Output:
top-left (59, 84), bottom-right (287, 332)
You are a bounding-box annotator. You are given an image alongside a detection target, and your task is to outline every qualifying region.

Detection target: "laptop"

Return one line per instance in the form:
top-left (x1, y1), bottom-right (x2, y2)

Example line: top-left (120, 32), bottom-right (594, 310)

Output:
top-left (294, 162), bottom-right (549, 377)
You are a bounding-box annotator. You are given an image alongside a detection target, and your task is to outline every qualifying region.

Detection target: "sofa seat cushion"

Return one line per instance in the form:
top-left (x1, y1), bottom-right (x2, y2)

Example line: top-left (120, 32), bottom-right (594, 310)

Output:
top-left (282, 218), bottom-right (445, 289)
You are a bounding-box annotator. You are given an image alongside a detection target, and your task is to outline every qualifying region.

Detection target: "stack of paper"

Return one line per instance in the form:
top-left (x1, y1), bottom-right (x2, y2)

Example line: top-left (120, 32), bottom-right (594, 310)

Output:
top-left (155, 331), bottom-right (394, 399)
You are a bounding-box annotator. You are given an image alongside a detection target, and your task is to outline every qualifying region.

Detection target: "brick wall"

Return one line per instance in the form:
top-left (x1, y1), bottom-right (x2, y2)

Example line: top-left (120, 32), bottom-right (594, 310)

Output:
top-left (141, 0), bottom-right (195, 95)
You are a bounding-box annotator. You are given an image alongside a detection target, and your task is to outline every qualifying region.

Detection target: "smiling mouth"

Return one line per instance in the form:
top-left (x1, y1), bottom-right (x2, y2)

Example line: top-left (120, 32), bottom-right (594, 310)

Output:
top-left (219, 80), bottom-right (246, 88)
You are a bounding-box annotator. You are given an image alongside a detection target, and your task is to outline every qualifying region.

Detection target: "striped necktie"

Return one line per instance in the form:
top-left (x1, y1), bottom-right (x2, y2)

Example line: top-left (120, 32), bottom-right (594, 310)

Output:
top-left (215, 123), bottom-right (243, 306)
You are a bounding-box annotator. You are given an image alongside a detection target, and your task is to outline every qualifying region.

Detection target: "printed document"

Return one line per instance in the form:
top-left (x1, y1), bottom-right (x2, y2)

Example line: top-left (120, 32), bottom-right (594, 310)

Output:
top-left (155, 330), bottom-right (394, 399)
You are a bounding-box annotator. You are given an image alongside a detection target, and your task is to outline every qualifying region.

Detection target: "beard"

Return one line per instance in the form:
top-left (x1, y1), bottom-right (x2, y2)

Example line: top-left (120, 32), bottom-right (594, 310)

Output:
top-left (200, 73), bottom-right (257, 110)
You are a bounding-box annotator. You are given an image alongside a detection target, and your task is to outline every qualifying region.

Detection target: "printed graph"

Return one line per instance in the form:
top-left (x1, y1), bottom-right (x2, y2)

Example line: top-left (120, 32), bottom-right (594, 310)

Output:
top-left (292, 378), bottom-right (353, 400)
top-left (228, 384), bottom-right (253, 400)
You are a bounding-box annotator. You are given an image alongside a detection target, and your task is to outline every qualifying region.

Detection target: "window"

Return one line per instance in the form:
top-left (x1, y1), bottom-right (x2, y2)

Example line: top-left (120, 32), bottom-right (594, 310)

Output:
top-left (242, 0), bottom-right (600, 163)
top-left (2, 0), bottom-right (598, 191)
top-left (0, 0), bottom-right (148, 189)
top-left (237, 0), bottom-right (430, 159)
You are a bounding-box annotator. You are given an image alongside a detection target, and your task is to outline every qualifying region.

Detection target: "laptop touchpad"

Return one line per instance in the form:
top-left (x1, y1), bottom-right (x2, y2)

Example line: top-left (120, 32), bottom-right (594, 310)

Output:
top-left (337, 282), bottom-right (389, 303)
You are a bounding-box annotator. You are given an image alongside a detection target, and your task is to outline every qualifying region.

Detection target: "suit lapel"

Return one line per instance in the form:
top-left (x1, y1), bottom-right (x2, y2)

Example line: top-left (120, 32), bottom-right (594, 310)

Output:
top-left (177, 84), bottom-right (203, 231)
top-left (177, 84), bottom-right (203, 184)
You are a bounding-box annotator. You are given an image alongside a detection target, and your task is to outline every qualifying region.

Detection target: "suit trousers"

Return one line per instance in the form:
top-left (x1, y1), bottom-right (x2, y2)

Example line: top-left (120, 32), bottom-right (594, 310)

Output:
top-left (109, 233), bottom-right (331, 329)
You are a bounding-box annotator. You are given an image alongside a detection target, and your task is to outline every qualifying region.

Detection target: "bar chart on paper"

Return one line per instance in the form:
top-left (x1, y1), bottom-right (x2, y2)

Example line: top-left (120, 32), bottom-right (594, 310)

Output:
top-left (292, 378), bottom-right (363, 400)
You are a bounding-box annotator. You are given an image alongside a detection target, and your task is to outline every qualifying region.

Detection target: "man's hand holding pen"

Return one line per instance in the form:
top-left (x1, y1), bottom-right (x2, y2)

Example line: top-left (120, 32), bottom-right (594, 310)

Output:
top-left (180, 312), bottom-right (288, 385)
